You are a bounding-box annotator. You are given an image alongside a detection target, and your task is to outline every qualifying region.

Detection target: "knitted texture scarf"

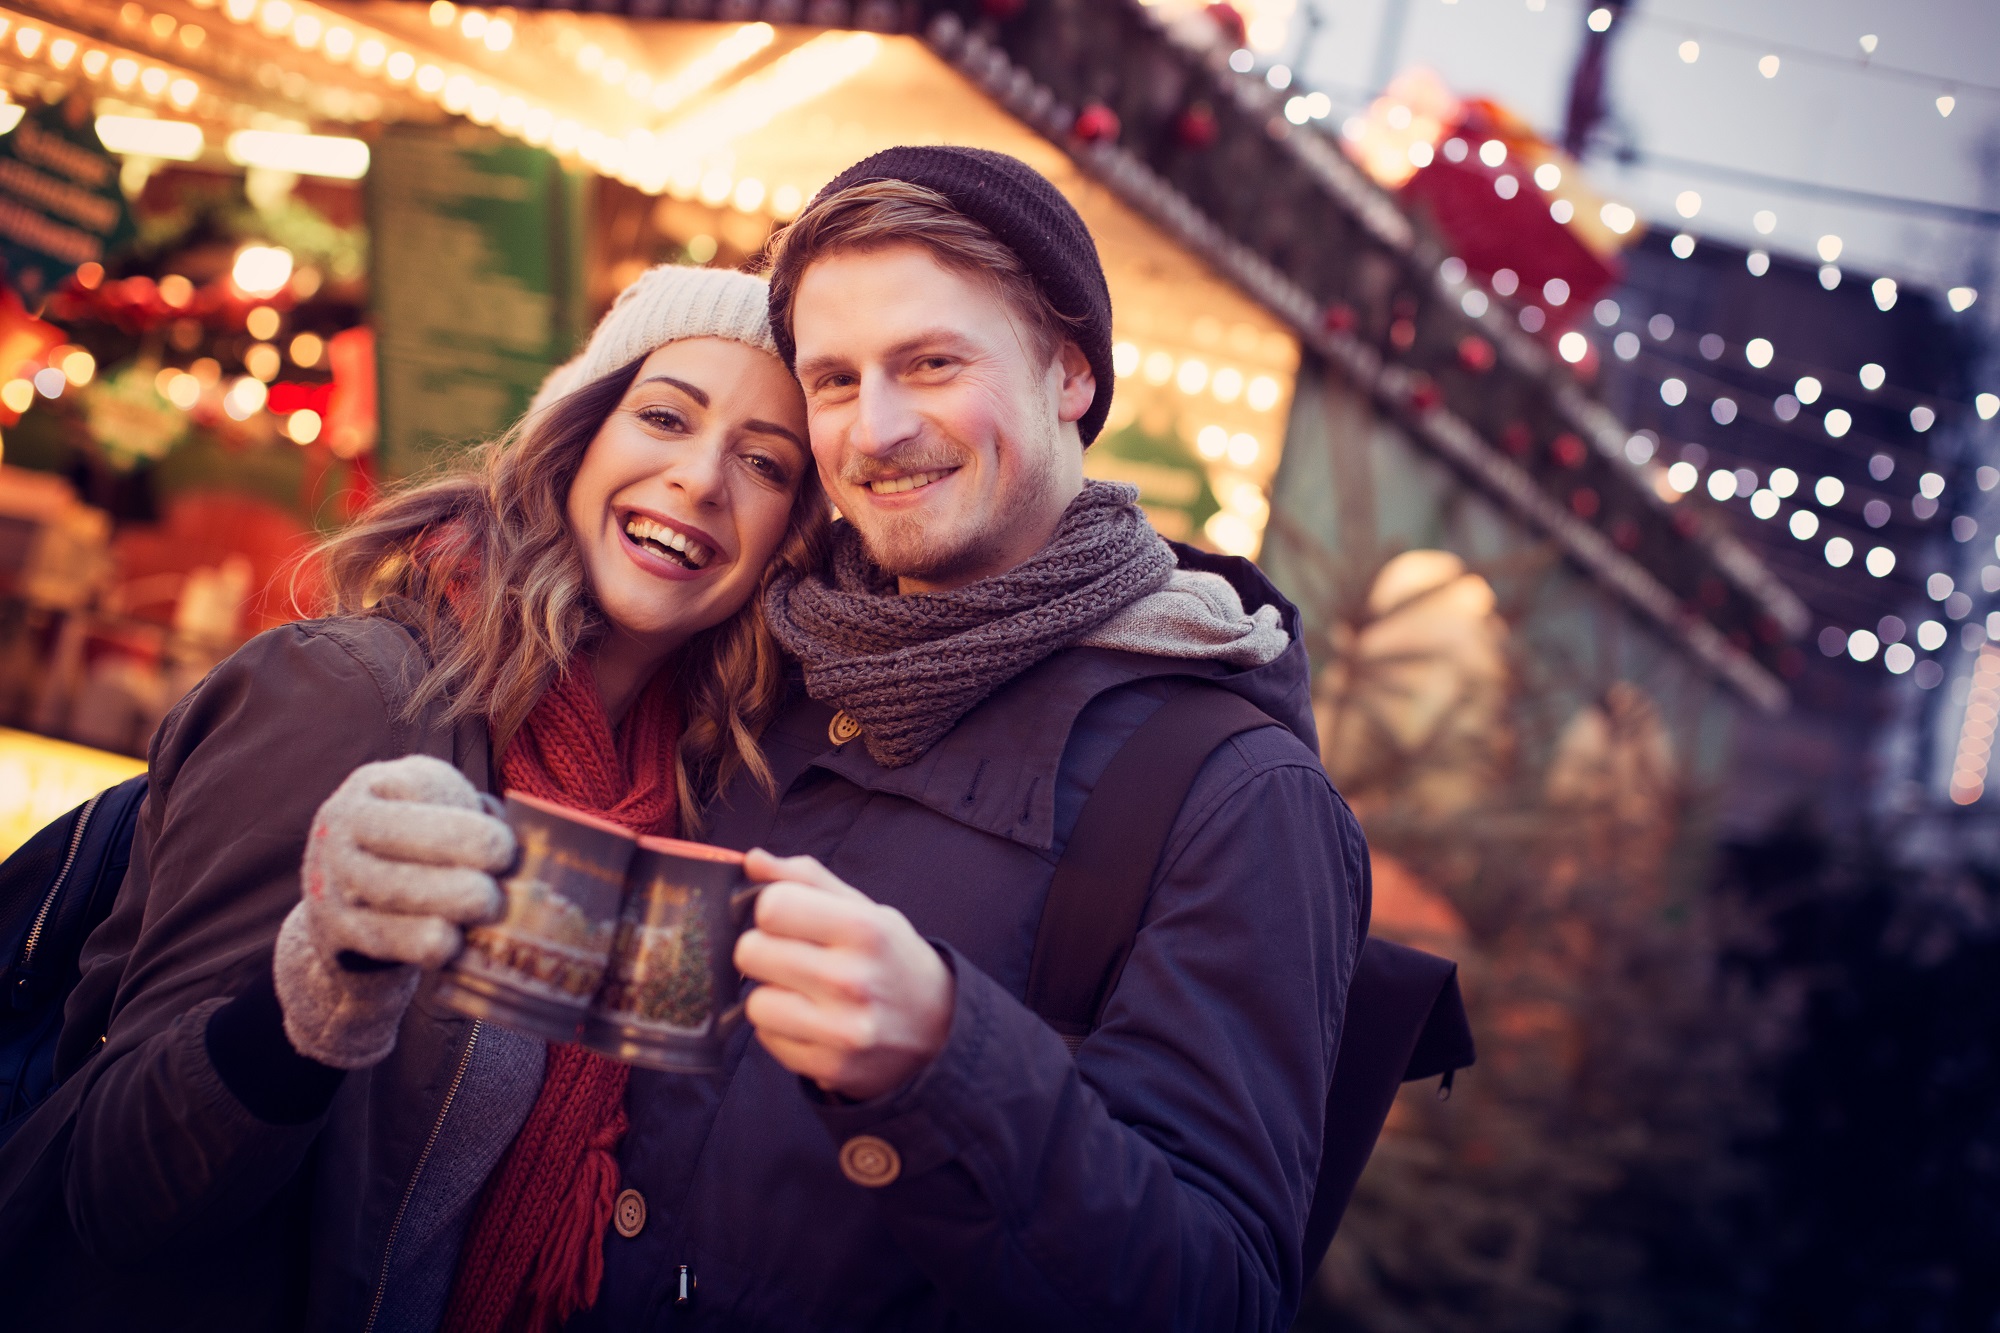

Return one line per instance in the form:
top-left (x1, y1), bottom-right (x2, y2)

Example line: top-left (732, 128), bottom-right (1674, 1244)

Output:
top-left (764, 480), bottom-right (1175, 768)
top-left (441, 658), bottom-right (680, 1333)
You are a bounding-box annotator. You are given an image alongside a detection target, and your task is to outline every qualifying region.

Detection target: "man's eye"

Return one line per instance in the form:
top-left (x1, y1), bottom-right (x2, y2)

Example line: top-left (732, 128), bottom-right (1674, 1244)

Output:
top-left (816, 373), bottom-right (857, 392)
top-left (915, 357), bottom-right (952, 372)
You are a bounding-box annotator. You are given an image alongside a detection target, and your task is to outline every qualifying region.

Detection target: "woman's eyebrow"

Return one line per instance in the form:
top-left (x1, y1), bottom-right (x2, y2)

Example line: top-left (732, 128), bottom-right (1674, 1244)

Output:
top-left (744, 420), bottom-right (806, 449)
top-left (636, 374), bottom-right (709, 406)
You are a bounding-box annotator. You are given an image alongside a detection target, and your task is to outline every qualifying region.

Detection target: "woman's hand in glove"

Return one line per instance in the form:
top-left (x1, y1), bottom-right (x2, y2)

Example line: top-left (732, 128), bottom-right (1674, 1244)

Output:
top-left (275, 755), bottom-right (516, 1069)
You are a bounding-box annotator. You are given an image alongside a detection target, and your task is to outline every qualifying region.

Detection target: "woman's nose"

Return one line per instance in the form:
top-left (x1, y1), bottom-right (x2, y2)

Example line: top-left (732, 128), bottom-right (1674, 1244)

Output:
top-left (661, 437), bottom-right (728, 506)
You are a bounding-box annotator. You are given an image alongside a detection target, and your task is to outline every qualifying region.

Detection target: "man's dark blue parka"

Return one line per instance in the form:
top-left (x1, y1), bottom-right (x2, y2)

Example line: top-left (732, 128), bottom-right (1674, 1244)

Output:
top-left (575, 547), bottom-right (1370, 1332)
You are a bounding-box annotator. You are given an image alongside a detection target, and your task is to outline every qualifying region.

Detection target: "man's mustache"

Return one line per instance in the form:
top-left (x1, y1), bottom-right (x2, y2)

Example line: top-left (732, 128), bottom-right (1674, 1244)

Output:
top-left (839, 445), bottom-right (965, 488)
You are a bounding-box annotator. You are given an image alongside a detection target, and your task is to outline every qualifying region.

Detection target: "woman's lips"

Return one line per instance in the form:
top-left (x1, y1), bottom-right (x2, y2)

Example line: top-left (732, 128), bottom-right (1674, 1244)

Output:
top-left (616, 522), bottom-right (718, 582)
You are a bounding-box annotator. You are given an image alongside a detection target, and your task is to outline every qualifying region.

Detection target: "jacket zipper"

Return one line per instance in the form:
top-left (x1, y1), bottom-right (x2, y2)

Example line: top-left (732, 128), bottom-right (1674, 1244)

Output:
top-left (18, 791), bottom-right (103, 973)
top-left (361, 1018), bottom-right (481, 1333)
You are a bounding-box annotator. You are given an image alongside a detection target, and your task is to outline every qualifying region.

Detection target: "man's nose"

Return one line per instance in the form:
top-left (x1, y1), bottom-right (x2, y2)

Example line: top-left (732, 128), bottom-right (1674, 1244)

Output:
top-left (850, 373), bottom-right (921, 458)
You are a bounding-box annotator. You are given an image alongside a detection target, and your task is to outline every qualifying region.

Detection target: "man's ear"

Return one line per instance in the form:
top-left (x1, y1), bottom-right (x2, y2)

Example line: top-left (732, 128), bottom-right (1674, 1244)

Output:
top-left (1053, 340), bottom-right (1096, 425)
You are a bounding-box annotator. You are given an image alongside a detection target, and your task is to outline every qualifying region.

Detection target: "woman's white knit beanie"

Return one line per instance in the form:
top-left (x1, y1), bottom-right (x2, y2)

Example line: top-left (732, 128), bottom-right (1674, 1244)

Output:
top-left (527, 265), bottom-right (777, 417)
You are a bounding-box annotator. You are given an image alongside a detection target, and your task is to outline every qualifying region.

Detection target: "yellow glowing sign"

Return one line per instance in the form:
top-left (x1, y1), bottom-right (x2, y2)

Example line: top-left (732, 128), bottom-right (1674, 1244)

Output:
top-left (0, 728), bottom-right (145, 858)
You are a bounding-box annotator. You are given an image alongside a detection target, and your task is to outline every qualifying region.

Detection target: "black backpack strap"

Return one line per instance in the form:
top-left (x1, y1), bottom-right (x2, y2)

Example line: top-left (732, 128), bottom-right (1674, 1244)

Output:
top-left (1026, 684), bottom-right (1277, 1049)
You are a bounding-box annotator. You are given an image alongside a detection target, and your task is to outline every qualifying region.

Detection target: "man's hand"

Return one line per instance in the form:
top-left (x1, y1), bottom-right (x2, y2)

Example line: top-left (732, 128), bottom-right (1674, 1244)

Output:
top-left (734, 849), bottom-right (955, 1101)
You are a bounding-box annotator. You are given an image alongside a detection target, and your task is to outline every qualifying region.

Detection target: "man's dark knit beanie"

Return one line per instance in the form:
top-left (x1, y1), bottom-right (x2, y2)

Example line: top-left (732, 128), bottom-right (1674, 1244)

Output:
top-left (775, 145), bottom-right (1116, 445)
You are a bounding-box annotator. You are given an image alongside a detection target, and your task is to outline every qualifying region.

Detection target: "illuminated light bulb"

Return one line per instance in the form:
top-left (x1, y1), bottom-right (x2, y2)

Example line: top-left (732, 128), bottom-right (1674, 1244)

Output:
top-left (1815, 475), bottom-right (1845, 506)
top-left (386, 51), bottom-right (416, 82)
top-left (1937, 95), bottom-right (1955, 118)
top-left (771, 183), bottom-right (803, 219)
top-left (1824, 408), bottom-right (1852, 438)
top-left (1141, 350), bottom-right (1174, 385)
top-left (110, 57), bottom-right (138, 88)
top-left (1866, 547), bottom-right (1896, 578)
top-left (1928, 571), bottom-right (1954, 600)
top-left (1204, 511), bottom-right (1258, 557)
top-left (257, 0), bottom-right (294, 36)
top-left (246, 305), bottom-right (281, 341)
top-left (577, 42), bottom-right (603, 71)
top-left (1753, 209), bottom-right (1776, 234)
top-left (601, 58), bottom-right (627, 86)
top-left (168, 78), bottom-right (199, 109)
top-left (286, 408), bottom-right (322, 444)
top-left (1920, 471), bottom-right (1945, 499)
top-left (1847, 630), bottom-right (1879, 662)
top-left (140, 67), bottom-right (169, 96)
top-left (1912, 405), bottom-right (1935, 433)
top-left (1195, 425), bottom-right (1228, 459)
top-left (1795, 375), bottom-right (1822, 404)
top-left (697, 168), bottom-right (733, 206)
top-left (459, 10), bottom-right (487, 39)
top-left (652, 31), bottom-right (879, 161)
top-left (521, 107), bottom-right (553, 146)
top-left (1623, 433), bottom-right (1653, 464)
top-left (1884, 643), bottom-right (1914, 675)
top-left (1667, 461), bottom-right (1699, 493)
top-left (441, 73), bottom-right (474, 113)
top-left (550, 119), bottom-right (580, 153)
top-left (1550, 198), bottom-right (1575, 224)
top-left (1176, 359), bottom-right (1210, 395)
top-left (1661, 377), bottom-right (1687, 406)
top-left (223, 0), bottom-right (256, 19)
top-left (1586, 7), bottom-right (1612, 32)
top-left (1226, 433), bottom-right (1261, 467)
top-left (1267, 64), bottom-right (1292, 90)
top-left (1406, 140), bottom-right (1433, 167)
top-left (1672, 233), bottom-right (1696, 259)
top-left (684, 234), bottom-right (717, 264)
top-left (231, 244), bottom-right (293, 297)
top-left (1614, 331), bottom-right (1640, 360)
top-left (1558, 331), bottom-right (1589, 363)
top-left (1246, 375), bottom-right (1281, 412)
top-left (81, 49), bottom-right (108, 77)
top-left (244, 343), bottom-right (282, 383)
top-left (1112, 342), bottom-right (1139, 378)
top-left (1872, 277), bottom-right (1898, 311)
top-left (1824, 536), bottom-right (1853, 567)
top-left (158, 273), bottom-right (193, 307)
top-left (47, 37), bottom-right (75, 69)
top-left (292, 13), bottom-right (321, 47)
top-left (1978, 393), bottom-right (1999, 421)
top-left (13, 26), bottom-right (42, 58)
top-left (1770, 467), bottom-right (1798, 498)
top-left (415, 64), bottom-right (445, 94)
top-left (1675, 189), bottom-right (1701, 218)
top-left (1678, 39), bottom-right (1698, 62)
top-left (466, 85), bottom-right (500, 124)
top-left (1543, 277), bottom-right (1570, 305)
top-left (151, 13), bottom-right (177, 39)
top-left (1, 379), bottom-right (35, 413)
top-left (1212, 367), bottom-right (1243, 402)
top-left (429, 0), bottom-right (456, 26)
top-left (359, 39), bottom-right (388, 72)
top-left (484, 18), bottom-right (512, 51)
top-left (31, 367), bottom-right (64, 399)
top-left (165, 371), bottom-right (201, 410)
top-left (228, 131), bottom-right (369, 179)
top-left (1749, 489), bottom-right (1780, 520)
top-left (1758, 53), bottom-right (1779, 78)
top-left (1600, 202), bottom-right (1635, 233)
top-left (1948, 287), bottom-right (1978, 312)
top-left (222, 375), bottom-right (266, 420)
top-left (1478, 139), bottom-right (1506, 167)
top-left (1707, 468), bottom-right (1737, 501)
top-left (324, 26), bottom-right (354, 59)
top-left (59, 349), bottom-right (95, 387)
top-left (96, 115), bottom-right (204, 159)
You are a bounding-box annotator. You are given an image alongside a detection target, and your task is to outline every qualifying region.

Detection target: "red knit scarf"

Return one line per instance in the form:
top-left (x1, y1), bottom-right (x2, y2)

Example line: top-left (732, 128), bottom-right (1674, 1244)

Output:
top-left (441, 657), bottom-right (681, 1333)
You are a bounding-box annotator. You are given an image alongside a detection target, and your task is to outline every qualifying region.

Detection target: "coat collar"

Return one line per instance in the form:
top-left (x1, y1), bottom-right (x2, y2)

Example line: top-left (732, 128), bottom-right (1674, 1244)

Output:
top-left (756, 545), bottom-right (1320, 853)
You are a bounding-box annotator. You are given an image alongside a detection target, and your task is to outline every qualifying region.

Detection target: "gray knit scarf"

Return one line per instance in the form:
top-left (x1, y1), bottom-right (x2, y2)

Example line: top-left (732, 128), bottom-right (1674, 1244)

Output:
top-left (764, 480), bottom-right (1176, 768)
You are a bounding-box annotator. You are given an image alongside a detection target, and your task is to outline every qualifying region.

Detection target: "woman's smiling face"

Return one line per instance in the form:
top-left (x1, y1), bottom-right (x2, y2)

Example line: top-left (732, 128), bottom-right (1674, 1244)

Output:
top-left (566, 336), bottom-right (811, 658)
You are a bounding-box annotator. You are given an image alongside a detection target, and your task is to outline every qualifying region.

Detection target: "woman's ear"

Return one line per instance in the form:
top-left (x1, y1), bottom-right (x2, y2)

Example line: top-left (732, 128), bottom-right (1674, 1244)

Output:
top-left (1054, 340), bottom-right (1096, 425)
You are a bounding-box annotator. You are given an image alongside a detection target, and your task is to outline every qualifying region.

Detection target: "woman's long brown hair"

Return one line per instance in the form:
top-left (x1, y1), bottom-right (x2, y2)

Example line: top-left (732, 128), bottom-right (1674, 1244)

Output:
top-left (315, 354), bottom-right (829, 830)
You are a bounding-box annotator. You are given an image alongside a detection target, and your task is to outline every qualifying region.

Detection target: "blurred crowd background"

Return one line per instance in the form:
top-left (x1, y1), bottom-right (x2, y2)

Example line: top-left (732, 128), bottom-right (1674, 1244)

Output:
top-left (0, 0), bottom-right (1988, 1327)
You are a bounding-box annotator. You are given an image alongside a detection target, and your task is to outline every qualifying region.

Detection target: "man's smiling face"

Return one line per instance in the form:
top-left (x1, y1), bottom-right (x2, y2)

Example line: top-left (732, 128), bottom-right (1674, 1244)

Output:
top-left (789, 243), bottom-right (1094, 594)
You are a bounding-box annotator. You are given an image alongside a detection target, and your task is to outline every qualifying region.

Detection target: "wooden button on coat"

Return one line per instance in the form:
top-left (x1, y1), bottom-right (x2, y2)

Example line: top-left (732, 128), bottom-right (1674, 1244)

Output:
top-left (838, 1135), bottom-right (901, 1188)
top-left (828, 710), bottom-right (862, 745)
top-left (613, 1188), bottom-right (647, 1238)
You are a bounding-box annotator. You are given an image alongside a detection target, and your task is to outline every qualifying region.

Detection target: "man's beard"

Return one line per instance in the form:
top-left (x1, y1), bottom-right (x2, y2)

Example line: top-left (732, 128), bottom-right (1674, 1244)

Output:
top-left (843, 420), bottom-right (1064, 588)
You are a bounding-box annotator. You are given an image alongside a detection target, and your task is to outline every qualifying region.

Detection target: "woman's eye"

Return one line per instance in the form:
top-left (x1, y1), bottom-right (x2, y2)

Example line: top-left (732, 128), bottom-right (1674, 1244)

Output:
top-left (638, 406), bottom-right (688, 432)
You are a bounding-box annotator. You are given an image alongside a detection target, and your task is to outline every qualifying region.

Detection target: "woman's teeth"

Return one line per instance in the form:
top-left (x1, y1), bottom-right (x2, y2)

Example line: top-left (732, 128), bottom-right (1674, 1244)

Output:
top-left (867, 469), bottom-right (952, 496)
top-left (624, 515), bottom-right (712, 570)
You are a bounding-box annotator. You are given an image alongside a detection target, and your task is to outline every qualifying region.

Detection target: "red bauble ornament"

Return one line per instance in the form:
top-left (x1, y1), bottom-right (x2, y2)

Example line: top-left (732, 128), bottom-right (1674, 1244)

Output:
top-left (980, 0), bottom-right (1027, 20)
top-left (1073, 102), bottom-right (1121, 143)
top-left (1550, 432), bottom-right (1587, 468)
top-left (1456, 334), bottom-right (1495, 372)
top-left (1175, 102), bottom-right (1219, 150)
top-left (1321, 302), bottom-right (1357, 332)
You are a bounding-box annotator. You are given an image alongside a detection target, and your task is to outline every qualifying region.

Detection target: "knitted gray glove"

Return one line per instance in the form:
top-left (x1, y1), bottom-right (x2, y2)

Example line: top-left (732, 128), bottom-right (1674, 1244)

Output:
top-left (275, 755), bottom-right (516, 1069)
